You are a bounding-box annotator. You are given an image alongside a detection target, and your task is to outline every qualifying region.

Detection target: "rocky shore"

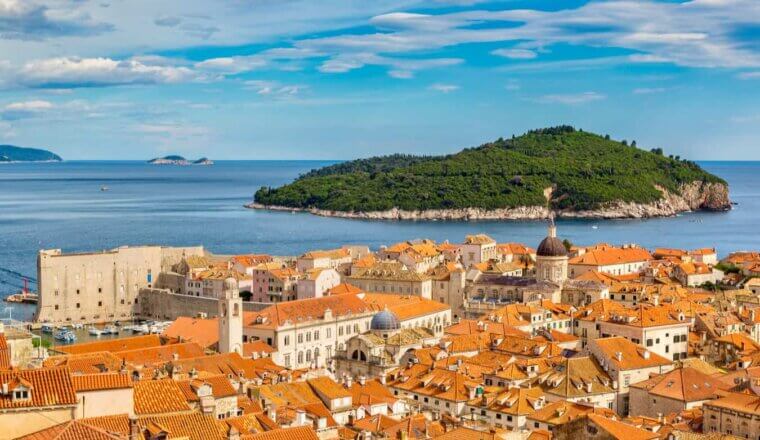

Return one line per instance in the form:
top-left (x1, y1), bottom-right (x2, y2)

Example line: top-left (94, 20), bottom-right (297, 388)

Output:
top-left (247, 181), bottom-right (730, 221)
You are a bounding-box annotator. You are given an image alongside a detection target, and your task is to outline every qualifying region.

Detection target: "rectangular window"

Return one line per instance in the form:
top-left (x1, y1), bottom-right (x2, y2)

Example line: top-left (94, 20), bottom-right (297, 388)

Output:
top-left (646, 339), bottom-right (653, 347)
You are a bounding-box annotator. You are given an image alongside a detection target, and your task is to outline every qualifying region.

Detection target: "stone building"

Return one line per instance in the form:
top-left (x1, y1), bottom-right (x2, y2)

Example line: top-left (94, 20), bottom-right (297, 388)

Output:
top-left (35, 245), bottom-right (204, 324)
top-left (535, 220), bottom-right (569, 285)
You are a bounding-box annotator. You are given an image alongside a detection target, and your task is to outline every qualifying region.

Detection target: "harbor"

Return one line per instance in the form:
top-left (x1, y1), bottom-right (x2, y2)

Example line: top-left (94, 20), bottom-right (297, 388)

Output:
top-left (34, 319), bottom-right (173, 348)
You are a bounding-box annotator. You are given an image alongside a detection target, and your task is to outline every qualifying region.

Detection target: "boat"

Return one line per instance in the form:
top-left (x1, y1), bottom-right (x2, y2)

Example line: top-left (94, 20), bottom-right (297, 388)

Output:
top-left (41, 324), bottom-right (55, 334)
top-left (104, 325), bottom-right (119, 335)
top-left (54, 330), bottom-right (77, 343)
top-left (591, 225), bottom-right (598, 230)
top-left (88, 327), bottom-right (104, 336)
top-left (100, 186), bottom-right (109, 192)
top-left (73, 323), bottom-right (84, 329)
top-left (133, 324), bottom-right (149, 334)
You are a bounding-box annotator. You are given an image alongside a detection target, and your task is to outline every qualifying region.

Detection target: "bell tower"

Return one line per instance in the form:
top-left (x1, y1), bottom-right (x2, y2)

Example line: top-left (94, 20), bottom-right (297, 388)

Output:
top-left (218, 277), bottom-right (243, 354)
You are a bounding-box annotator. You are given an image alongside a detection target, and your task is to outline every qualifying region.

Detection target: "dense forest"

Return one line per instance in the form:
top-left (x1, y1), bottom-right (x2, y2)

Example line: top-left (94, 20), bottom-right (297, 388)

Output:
top-left (254, 127), bottom-right (725, 212)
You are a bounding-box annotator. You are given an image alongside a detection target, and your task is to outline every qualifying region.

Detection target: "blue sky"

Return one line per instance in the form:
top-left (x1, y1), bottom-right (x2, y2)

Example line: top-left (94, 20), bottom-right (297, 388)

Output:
top-left (0, 0), bottom-right (758, 160)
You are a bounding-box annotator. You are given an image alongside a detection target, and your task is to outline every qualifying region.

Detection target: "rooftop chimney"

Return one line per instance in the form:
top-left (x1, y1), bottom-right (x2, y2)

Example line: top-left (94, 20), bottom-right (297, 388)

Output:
top-left (615, 352), bottom-right (623, 361)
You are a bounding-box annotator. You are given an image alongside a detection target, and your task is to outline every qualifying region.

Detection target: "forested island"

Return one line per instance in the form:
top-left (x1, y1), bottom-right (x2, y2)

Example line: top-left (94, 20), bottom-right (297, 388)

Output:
top-left (250, 126), bottom-right (730, 220)
top-left (148, 155), bottom-right (214, 165)
top-left (0, 145), bottom-right (62, 162)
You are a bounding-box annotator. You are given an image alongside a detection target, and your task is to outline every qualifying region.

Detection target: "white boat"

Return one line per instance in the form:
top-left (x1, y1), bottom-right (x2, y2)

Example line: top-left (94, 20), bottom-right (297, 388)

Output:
top-left (41, 324), bottom-right (55, 334)
top-left (133, 324), bottom-right (149, 334)
top-left (591, 225), bottom-right (598, 230)
top-left (88, 327), bottom-right (104, 337)
top-left (104, 325), bottom-right (119, 335)
top-left (73, 323), bottom-right (84, 329)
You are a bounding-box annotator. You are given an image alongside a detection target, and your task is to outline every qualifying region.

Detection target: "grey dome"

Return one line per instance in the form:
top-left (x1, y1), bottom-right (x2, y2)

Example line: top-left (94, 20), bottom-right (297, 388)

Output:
top-left (537, 236), bottom-right (567, 257)
top-left (371, 310), bottom-right (400, 331)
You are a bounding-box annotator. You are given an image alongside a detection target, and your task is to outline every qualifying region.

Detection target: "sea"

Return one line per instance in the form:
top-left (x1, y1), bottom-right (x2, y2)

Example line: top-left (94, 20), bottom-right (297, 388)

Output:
top-left (1, 160), bottom-right (758, 322)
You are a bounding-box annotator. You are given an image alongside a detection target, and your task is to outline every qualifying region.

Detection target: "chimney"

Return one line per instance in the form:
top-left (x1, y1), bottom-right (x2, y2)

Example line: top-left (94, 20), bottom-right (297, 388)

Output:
top-left (651, 294), bottom-right (659, 306)
top-left (380, 375), bottom-right (387, 385)
top-left (173, 352), bottom-right (179, 361)
top-left (227, 426), bottom-right (240, 440)
top-left (615, 352), bottom-right (623, 362)
top-left (345, 376), bottom-right (353, 388)
top-left (295, 408), bottom-right (307, 426)
top-left (129, 415), bottom-right (140, 440)
top-left (359, 375), bottom-right (366, 386)
top-left (642, 350), bottom-right (650, 360)
top-left (266, 405), bottom-right (277, 424)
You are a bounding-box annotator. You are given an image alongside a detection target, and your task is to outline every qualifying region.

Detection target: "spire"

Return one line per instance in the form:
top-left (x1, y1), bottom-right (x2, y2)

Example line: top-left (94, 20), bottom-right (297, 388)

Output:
top-left (548, 214), bottom-right (557, 238)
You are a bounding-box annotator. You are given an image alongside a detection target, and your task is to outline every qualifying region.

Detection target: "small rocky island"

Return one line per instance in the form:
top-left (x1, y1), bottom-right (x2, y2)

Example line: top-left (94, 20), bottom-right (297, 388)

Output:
top-left (250, 126), bottom-right (730, 220)
top-left (0, 145), bottom-right (62, 162)
top-left (148, 155), bottom-right (214, 165)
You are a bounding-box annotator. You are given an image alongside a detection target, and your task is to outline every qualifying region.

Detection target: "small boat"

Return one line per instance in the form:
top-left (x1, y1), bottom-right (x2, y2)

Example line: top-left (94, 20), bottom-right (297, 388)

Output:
top-left (100, 186), bottom-right (109, 192)
top-left (104, 325), bottom-right (119, 335)
top-left (41, 324), bottom-right (55, 334)
top-left (133, 324), bottom-right (149, 334)
top-left (73, 323), bottom-right (84, 329)
top-left (54, 330), bottom-right (77, 343)
top-left (591, 225), bottom-right (598, 230)
top-left (88, 327), bottom-right (104, 336)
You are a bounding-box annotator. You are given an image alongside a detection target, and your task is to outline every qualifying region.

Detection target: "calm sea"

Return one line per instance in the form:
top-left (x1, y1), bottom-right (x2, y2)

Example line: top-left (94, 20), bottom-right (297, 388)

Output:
top-left (1, 160), bottom-right (758, 321)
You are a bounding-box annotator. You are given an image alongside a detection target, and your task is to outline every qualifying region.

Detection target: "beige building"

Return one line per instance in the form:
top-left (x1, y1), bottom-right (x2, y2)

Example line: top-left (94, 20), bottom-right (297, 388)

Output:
top-left (346, 261), bottom-right (432, 299)
top-left (35, 245), bottom-right (204, 324)
top-left (460, 234), bottom-right (497, 267)
top-left (297, 268), bottom-right (341, 299)
top-left (586, 336), bottom-right (673, 414)
top-left (72, 372), bottom-right (134, 419)
top-left (703, 392), bottom-right (760, 438)
top-left (629, 367), bottom-right (724, 418)
top-left (568, 246), bottom-right (652, 277)
top-left (598, 304), bottom-right (690, 361)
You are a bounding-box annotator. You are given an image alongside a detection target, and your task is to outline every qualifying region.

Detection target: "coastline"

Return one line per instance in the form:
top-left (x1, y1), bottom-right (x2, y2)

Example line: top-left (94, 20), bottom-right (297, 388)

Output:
top-left (246, 181), bottom-right (731, 221)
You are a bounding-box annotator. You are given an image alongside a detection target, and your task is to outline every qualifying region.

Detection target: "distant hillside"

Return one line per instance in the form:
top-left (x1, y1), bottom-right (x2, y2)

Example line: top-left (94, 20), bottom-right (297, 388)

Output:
top-left (253, 126), bottom-right (729, 219)
top-left (0, 145), bottom-right (62, 162)
top-left (148, 155), bottom-right (213, 165)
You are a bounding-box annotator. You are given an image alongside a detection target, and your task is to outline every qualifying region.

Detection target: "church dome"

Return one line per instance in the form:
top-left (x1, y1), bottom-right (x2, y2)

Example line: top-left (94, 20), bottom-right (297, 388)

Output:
top-left (537, 236), bottom-right (567, 257)
top-left (371, 310), bottom-right (400, 331)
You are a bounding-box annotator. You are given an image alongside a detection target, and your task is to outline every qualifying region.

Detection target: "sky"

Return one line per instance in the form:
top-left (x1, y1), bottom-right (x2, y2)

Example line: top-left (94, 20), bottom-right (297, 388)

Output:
top-left (0, 0), bottom-right (758, 160)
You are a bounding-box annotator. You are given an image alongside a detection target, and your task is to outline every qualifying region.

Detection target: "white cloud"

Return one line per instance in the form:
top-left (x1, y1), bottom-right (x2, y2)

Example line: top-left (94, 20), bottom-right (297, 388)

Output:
top-left (14, 57), bottom-right (203, 88)
top-left (492, 48), bottom-right (537, 59)
top-left (429, 83), bottom-right (459, 93)
top-left (388, 69), bottom-right (413, 79)
top-left (737, 71), bottom-right (760, 79)
top-left (536, 91), bottom-right (606, 105)
top-left (195, 56), bottom-right (266, 74)
top-left (1, 99), bottom-right (53, 120)
top-left (244, 80), bottom-right (306, 97)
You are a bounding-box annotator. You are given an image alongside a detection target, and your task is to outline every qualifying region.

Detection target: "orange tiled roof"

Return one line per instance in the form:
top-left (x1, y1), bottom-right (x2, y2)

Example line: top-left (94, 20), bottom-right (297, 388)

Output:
top-left (0, 334), bottom-right (10, 369)
top-left (327, 283), bottom-right (364, 296)
top-left (43, 351), bottom-right (124, 374)
top-left (527, 400), bottom-right (615, 426)
top-left (84, 412), bottom-right (226, 440)
top-left (0, 367), bottom-right (77, 410)
top-left (464, 234), bottom-right (496, 245)
top-left (178, 374), bottom-right (237, 401)
top-left (386, 364), bottom-right (480, 402)
top-left (133, 379), bottom-right (192, 415)
top-left (569, 247), bottom-right (653, 267)
top-left (117, 342), bottom-right (206, 367)
top-left (246, 426), bottom-right (319, 440)
top-left (301, 248), bottom-right (350, 260)
top-left (630, 367), bottom-right (723, 402)
top-left (55, 334), bottom-right (162, 355)
top-left (17, 419), bottom-right (125, 440)
top-left (592, 337), bottom-right (672, 370)
top-left (348, 378), bottom-right (398, 408)
top-left (170, 352), bottom-right (284, 381)
top-left (704, 391), bottom-right (760, 415)
top-left (162, 318), bottom-right (220, 349)
top-left (361, 293), bottom-right (449, 320)
top-left (604, 304), bottom-right (683, 328)
top-left (231, 254), bottom-right (273, 267)
top-left (587, 413), bottom-right (659, 440)
top-left (72, 372), bottom-right (132, 392)
top-left (245, 293), bottom-right (371, 329)
top-left (307, 376), bottom-right (352, 400)
top-left (242, 340), bottom-right (275, 357)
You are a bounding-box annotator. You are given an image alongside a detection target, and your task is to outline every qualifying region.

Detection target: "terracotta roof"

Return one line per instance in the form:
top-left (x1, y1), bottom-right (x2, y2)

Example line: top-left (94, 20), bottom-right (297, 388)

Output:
top-left (361, 293), bottom-right (449, 321)
top-left (0, 334), bottom-right (10, 369)
top-left (386, 364), bottom-right (480, 402)
top-left (43, 351), bottom-right (123, 374)
top-left (72, 372), bottom-right (132, 392)
top-left (162, 318), bottom-right (220, 349)
top-left (17, 419), bottom-right (125, 440)
top-left (301, 248), bottom-right (350, 260)
top-left (55, 335), bottom-right (162, 355)
top-left (246, 426), bottom-right (319, 440)
top-left (464, 234), bottom-right (496, 245)
top-left (231, 254), bottom-right (273, 267)
top-left (348, 378), bottom-right (397, 407)
top-left (540, 356), bottom-right (615, 398)
top-left (433, 426), bottom-right (506, 440)
top-left (527, 400), bottom-right (615, 426)
top-left (133, 379), bottom-right (192, 415)
top-left (327, 283), bottom-right (364, 295)
top-left (381, 413), bottom-right (444, 439)
top-left (0, 367), bottom-right (77, 409)
top-left (117, 342), bottom-right (206, 367)
top-left (604, 304), bottom-right (684, 328)
top-left (178, 374), bottom-right (237, 401)
top-left (587, 413), bottom-right (659, 440)
top-left (592, 337), bottom-right (672, 370)
top-left (629, 367), bottom-right (722, 402)
top-left (307, 376), bottom-right (352, 400)
top-left (242, 340), bottom-right (275, 357)
top-left (470, 386), bottom-right (545, 416)
top-left (704, 392), bottom-right (760, 415)
top-left (245, 293), bottom-right (371, 329)
top-left (569, 247), bottom-right (653, 267)
top-left (169, 352), bottom-right (283, 381)
top-left (258, 381), bottom-right (322, 407)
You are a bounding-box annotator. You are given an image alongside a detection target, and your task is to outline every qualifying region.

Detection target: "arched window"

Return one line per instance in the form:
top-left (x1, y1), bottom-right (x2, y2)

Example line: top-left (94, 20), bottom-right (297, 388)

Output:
top-left (306, 350), bottom-right (312, 362)
top-left (233, 303), bottom-right (240, 317)
top-left (298, 351), bottom-right (303, 364)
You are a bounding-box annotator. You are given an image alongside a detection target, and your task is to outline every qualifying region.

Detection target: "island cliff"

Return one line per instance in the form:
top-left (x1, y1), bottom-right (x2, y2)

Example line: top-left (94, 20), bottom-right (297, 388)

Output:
top-left (249, 126), bottom-right (730, 220)
top-left (0, 145), bottom-right (62, 162)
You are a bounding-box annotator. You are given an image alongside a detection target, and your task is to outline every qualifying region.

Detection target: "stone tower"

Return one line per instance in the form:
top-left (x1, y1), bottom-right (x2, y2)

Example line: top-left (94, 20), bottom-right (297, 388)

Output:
top-left (218, 277), bottom-right (243, 354)
top-left (535, 217), bottom-right (569, 285)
